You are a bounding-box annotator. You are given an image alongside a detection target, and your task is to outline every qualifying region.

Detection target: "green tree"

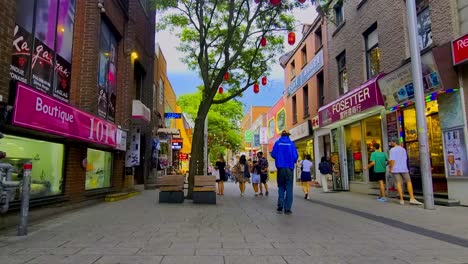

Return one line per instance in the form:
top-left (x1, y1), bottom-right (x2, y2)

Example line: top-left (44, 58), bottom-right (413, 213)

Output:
top-left (177, 90), bottom-right (243, 165)
top-left (156, 0), bottom-right (300, 197)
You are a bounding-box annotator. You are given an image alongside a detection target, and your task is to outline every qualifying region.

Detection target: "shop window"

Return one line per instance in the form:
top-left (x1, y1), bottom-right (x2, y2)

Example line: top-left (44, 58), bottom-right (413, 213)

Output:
top-left (85, 149), bottom-right (112, 190)
top-left (364, 116), bottom-right (383, 182)
top-left (345, 122), bottom-right (364, 182)
top-left (292, 95), bottom-right (298, 124)
top-left (98, 20), bottom-right (118, 121)
top-left (290, 60), bottom-right (296, 79)
top-left (303, 85), bottom-right (309, 117)
top-left (416, 0), bottom-right (432, 50)
top-left (276, 109), bottom-right (286, 133)
top-left (301, 46), bottom-right (307, 67)
top-left (317, 72), bottom-right (324, 107)
top-left (334, 3), bottom-right (344, 26)
top-left (0, 135), bottom-right (64, 199)
top-left (364, 24), bottom-right (380, 79)
top-left (315, 28), bottom-right (323, 51)
top-left (337, 51), bottom-right (348, 94)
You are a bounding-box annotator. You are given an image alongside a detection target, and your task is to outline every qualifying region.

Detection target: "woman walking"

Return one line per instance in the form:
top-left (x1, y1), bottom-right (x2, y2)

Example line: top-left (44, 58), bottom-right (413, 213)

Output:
top-left (300, 154), bottom-right (313, 199)
top-left (215, 153), bottom-right (227, 195)
top-left (251, 160), bottom-right (261, 196)
top-left (232, 154), bottom-right (249, 196)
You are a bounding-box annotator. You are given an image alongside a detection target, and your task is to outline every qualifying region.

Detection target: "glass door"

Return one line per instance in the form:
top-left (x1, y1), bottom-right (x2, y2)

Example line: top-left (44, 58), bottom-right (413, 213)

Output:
top-left (344, 122), bottom-right (364, 182)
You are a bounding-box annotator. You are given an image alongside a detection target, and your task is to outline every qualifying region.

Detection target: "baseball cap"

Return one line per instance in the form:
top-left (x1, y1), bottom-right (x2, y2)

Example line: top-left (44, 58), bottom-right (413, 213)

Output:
top-left (390, 137), bottom-right (399, 143)
top-left (281, 130), bottom-right (290, 136)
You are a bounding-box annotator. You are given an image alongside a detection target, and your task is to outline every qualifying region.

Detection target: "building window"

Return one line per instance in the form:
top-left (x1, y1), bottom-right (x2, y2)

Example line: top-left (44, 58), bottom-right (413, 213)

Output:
top-left (290, 60), bottom-right (296, 79)
top-left (315, 28), bottom-right (323, 51)
top-left (301, 46), bottom-right (307, 67)
top-left (364, 24), bottom-right (380, 79)
top-left (337, 51), bottom-right (348, 94)
top-left (98, 20), bottom-right (118, 121)
top-left (303, 85), bottom-right (309, 117)
top-left (1, 135), bottom-right (64, 200)
top-left (86, 148), bottom-right (112, 190)
top-left (317, 72), bottom-right (324, 107)
top-left (416, 0), bottom-right (432, 50)
top-left (334, 3), bottom-right (344, 25)
top-left (134, 62), bottom-right (146, 101)
top-left (292, 95), bottom-right (298, 124)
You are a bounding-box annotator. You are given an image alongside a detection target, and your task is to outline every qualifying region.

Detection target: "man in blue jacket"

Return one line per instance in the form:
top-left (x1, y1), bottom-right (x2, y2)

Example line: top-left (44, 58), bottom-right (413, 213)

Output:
top-left (271, 130), bottom-right (298, 215)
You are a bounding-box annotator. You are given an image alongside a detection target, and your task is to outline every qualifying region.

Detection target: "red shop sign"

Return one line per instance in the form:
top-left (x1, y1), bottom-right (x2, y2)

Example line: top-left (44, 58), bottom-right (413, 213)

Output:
top-left (452, 33), bottom-right (468, 66)
top-left (12, 83), bottom-right (117, 147)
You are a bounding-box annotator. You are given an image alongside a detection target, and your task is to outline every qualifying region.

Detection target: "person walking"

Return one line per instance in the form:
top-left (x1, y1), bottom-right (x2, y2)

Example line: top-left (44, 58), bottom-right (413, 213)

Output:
top-left (251, 160), bottom-right (261, 196)
top-left (215, 153), bottom-right (227, 195)
top-left (318, 156), bottom-right (332, 193)
top-left (388, 138), bottom-right (423, 205)
top-left (300, 154), bottom-right (313, 199)
top-left (271, 130), bottom-right (298, 215)
top-left (365, 143), bottom-right (388, 202)
top-left (232, 154), bottom-right (249, 196)
top-left (257, 151), bottom-right (269, 196)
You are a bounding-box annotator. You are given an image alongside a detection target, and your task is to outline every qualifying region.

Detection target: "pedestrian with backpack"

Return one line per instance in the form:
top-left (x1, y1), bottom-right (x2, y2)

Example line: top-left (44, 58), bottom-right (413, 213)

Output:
top-left (318, 156), bottom-right (332, 193)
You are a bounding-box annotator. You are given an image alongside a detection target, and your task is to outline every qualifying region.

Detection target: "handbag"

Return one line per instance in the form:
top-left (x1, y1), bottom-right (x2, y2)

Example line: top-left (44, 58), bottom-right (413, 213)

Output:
top-left (212, 169), bottom-right (220, 180)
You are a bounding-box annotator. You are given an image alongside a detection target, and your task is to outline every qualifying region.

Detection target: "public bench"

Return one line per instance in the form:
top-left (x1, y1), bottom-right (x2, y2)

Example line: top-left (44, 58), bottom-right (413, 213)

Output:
top-left (193, 175), bottom-right (216, 204)
top-left (156, 175), bottom-right (185, 203)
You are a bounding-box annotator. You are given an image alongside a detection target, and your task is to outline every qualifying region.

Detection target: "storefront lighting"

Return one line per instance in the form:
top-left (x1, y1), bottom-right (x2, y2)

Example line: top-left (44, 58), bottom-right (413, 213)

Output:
top-left (389, 88), bottom-right (459, 112)
top-left (131, 51), bottom-right (138, 60)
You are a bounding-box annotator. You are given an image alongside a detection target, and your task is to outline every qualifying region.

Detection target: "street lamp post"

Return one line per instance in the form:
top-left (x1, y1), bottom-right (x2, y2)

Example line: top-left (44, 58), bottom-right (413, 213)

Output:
top-left (405, 0), bottom-right (435, 209)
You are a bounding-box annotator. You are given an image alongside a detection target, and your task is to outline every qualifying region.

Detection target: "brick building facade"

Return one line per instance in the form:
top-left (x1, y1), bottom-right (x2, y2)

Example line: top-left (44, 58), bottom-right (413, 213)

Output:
top-left (0, 0), bottom-right (155, 220)
top-left (316, 0), bottom-right (464, 201)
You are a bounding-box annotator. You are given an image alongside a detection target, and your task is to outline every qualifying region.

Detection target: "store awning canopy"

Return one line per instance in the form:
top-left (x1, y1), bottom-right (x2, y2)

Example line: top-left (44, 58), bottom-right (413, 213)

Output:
top-left (157, 128), bottom-right (180, 135)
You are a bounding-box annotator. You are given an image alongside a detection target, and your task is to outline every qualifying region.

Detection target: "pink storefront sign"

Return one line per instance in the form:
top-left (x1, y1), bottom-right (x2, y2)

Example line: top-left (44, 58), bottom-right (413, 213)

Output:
top-left (318, 74), bottom-right (385, 127)
top-left (13, 83), bottom-right (117, 147)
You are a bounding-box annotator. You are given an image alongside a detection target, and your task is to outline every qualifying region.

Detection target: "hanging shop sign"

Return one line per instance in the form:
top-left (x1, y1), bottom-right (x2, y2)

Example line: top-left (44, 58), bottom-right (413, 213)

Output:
top-left (126, 127), bottom-right (141, 167)
top-left (289, 120), bottom-right (312, 141)
top-left (259, 127), bottom-right (268, 144)
top-left (164, 112), bottom-right (182, 119)
top-left (378, 52), bottom-right (441, 108)
top-left (12, 83), bottom-right (117, 147)
top-left (179, 153), bottom-right (189, 160)
top-left (244, 130), bottom-right (253, 142)
top-left (319, 74), bottom-right (385, 127)
top-left (452, 33), bottom-right (468, 66)
top-left (171, 138), bottom-right (183, 150)
top-left (311, 115), bottom-right (319, 130)
top-left (116, 128), bottom-right (127, 151)
top-left (287, 49), bottom-right (323, 96)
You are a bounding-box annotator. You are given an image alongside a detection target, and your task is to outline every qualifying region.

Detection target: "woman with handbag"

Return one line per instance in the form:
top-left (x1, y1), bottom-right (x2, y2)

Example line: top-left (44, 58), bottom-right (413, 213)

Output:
top-left (215, 153), bottom-right (227, 195)
top-left (300, 154), bottom-right (313, 199)
top-left (232, 154), bottom-right (249, 196)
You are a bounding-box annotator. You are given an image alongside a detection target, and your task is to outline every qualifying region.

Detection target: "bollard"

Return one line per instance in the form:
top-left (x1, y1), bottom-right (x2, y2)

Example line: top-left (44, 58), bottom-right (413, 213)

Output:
top-left (17, 162), bottom-right (32, 236)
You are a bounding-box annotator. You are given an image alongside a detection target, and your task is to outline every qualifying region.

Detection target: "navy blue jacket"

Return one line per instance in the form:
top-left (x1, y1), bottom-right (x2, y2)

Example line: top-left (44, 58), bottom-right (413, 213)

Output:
top-left (271, 136), bottom-right (298, 169)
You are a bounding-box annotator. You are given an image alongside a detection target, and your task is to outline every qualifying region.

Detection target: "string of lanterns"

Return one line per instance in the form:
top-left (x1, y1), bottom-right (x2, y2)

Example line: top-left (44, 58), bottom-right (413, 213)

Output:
top-left (217, 0), bottom-right (311, 95)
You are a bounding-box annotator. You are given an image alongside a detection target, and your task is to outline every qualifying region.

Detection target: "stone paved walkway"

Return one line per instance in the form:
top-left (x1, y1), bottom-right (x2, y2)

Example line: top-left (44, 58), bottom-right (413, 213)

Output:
top-left (0, 182), bottom-right (468, 264)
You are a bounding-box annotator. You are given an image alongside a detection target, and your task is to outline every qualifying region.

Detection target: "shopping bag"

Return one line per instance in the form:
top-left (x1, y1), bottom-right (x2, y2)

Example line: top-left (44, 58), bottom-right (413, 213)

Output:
top-left (212, 169), bottom-right (220, 180)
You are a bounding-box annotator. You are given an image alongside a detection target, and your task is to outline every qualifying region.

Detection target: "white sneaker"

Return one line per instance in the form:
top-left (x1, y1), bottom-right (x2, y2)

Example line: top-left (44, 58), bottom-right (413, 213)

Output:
top-left (399, 200), bottom-right (404, 205)
top-left (410, 199), bottom-right (423, 205)
top-left (241, 193), bottom-right (244, 196)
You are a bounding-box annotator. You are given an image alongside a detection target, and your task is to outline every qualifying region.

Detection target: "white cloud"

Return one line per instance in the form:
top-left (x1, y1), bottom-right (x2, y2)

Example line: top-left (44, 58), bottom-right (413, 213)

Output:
top-left (157, 4), bottom-right (317, 79)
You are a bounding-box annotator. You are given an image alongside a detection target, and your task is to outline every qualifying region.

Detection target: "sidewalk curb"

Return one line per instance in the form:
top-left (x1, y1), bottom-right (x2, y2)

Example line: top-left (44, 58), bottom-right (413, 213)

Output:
top-left (104, 191), bottom-right (140, 202)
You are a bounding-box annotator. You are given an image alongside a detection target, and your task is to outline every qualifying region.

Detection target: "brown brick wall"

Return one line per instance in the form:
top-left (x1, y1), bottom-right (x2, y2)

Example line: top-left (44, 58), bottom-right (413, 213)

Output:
top-left (0, 0), bottom-right (15, 101)
top-left (325, 0), bottom-right (458, 105)
top-left (64, 144), bottom-right (87, 202)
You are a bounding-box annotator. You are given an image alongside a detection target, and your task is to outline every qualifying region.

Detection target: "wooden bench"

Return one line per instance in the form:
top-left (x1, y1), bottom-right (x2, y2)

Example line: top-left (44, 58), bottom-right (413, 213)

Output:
top-left (193, 175), bottom-right (216, 204)
top-left (156, 175), bottom-right (185, 203)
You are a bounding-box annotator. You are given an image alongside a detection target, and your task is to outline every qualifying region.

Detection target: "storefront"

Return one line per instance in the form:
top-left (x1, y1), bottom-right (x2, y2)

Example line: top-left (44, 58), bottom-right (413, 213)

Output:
top-left (289, 120), bottom-right (313, 182)
top-left (318, 74), bottom-right (387, 193)
top-left (5, 82), bottom-right (118, 203)
top-left (379, 49), bottom-right (462, 197)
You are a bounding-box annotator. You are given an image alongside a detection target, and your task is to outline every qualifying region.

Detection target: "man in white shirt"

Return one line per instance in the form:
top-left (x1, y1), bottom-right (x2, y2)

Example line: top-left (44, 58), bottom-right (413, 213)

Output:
top-left (389, 137), bottom-right (423, 205)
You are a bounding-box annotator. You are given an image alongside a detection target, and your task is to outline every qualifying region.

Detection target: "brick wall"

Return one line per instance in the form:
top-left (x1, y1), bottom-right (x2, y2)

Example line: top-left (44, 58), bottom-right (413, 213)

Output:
top-left (64, 144), bottom-right (87, 201)
top-left (0, 1), bottom-right (15, 101)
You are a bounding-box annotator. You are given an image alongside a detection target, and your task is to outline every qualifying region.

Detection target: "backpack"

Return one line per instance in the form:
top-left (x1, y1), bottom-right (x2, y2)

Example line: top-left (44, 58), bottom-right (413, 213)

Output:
top-left (319, 162), bottom-right (330, 174)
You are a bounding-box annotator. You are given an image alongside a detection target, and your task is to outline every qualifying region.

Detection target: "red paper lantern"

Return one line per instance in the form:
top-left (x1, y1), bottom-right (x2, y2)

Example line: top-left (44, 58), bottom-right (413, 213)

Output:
top-left (261, 76), bottom-right (267, 86)
top-left (270, 0), bottom-right (281, 5)
top-left (288, 32), bottom-right (296, 45)
top-left (298, 0), bottom-right (306, 3)
top-left (253, 83), bottom-right (260, 94)
top-left (260, 37), bottom-right (267, 47)
top-left (255, 0), bottom-right (261, 3)
top-left (218, 86), bottom-right (223, 94)
top-left (224, 72), bottom-right (229, 81)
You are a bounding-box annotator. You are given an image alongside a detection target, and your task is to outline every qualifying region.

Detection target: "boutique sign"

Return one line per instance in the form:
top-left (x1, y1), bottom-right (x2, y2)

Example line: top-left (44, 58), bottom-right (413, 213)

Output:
top-left (319, 74), bottom-right (385, 126)
top-left (13, 83), bottom-right (117, 147)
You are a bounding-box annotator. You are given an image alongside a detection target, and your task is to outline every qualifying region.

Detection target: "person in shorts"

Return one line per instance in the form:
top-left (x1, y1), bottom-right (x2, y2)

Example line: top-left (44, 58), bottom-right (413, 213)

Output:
top-left (365, 143), bottom-right (388, 202)
top-left (389, 138), bottom-right (423, 205)
top-left (257, 151), bottom-right (269, 196)
top-left (251, 160), bottom-right (261, 196)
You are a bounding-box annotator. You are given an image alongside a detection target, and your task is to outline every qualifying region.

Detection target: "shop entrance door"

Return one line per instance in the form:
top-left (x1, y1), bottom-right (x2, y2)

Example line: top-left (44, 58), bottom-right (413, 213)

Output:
top-left (344, 122), bottom-right (365, 182)
top-left (331, 128), bottom-right (348, 190)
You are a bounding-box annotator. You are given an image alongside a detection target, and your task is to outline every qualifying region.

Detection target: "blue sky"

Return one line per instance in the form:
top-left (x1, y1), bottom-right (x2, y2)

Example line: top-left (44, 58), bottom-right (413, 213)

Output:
top-left (157, 4), bottom-right (317, 109)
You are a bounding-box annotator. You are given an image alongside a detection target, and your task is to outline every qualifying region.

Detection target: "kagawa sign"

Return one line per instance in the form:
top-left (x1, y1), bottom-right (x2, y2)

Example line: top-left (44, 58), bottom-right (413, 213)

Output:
top-left (13, 83), bottom-right (117, 147)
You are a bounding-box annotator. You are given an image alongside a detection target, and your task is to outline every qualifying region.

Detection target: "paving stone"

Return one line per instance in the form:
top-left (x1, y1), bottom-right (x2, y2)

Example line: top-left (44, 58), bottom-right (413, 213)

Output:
top-left (0, 247), bottom-right (24, 255)
top-left (160, 256), bottom-right (224, 264)
top-left (94, 255), bottom-right (163, 264)
top-left (138, 247), bottom-right (195, 256)
top-left (15, 247), bottom-right (82, 255)
top-left (0, 255), bottom-right (38, 264)
top-left (25, 255), bottom-right (101, 264)
top-left (222, 242), bottom-right (274, 249)
top-left (170, 242), bottom-right (221, 249)
top-left (225, 256), bottom-right (287, 264)
top-left (282, 256), bottom-right (348, 264)
top-left (196, 248), bottom-right (251, 256)
top-left (250, 248), bottom-right (308, 256)
top-left (77, 247), bottom-right (140, 255)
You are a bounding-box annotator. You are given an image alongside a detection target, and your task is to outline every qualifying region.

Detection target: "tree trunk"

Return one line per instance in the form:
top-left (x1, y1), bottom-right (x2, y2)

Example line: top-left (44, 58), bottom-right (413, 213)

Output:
top-left (186, 103), bottom-right (210, 199)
